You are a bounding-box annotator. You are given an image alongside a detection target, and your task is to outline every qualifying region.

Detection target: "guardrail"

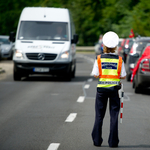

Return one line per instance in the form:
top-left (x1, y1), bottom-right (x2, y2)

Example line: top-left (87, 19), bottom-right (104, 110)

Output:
top-left (76, 46), bottom-right (94, 51)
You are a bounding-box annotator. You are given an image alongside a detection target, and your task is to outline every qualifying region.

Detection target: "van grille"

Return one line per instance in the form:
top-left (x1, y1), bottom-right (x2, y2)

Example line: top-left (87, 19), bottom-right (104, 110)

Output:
top-left (26, 53), bottom-right (57, 60)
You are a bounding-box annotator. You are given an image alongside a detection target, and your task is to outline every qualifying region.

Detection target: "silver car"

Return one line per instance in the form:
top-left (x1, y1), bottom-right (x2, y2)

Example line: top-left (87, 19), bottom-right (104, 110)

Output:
top-left (0, 35), bottom-right (14, 60)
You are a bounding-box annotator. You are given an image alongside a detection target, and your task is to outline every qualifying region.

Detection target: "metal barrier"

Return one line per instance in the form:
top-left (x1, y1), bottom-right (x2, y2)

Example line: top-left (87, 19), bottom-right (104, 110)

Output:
top-left (76, 46), bottom-right (94, 51)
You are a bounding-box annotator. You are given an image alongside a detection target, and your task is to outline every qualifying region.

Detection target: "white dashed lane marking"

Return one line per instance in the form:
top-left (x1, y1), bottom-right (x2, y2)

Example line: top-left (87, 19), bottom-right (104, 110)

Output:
top-left (84, 84), bottom-right (90, 89)
top-left (46, 73), bottom-right (95, 149)
top-left (77, 96), bottom-right (85, 103)
top-left (47, 143), bottom-right (60, 150)
top-left (65, 113), bottom-right (77, 122)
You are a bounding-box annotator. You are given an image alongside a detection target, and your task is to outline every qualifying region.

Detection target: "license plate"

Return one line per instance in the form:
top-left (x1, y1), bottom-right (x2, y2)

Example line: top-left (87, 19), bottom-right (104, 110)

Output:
top-left (33, 68), bottom-right (49, 72)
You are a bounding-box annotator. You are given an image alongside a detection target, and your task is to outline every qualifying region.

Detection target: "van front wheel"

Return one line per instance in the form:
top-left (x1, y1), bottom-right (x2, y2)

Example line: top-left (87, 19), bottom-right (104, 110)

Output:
top-left (14, 70), bottom-right (21, 81)
top-left (71, 65), bottom-right (76, 78)
top-left (66, 68), bottom-right (71, 81)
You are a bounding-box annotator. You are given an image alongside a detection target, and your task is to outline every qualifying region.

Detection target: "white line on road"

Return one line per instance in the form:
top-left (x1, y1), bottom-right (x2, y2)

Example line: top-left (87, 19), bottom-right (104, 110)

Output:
top-left (87, 78), bottom-right (93, 82)
top-left (124, 93), bottom-right (130, 101)
top-left (77, 96), bottom-right (85, 103)
top-left (65, 113), bottom-right (77, 122)
top-left (47, 143), bottom-right (60, 150)
top-left (84, 84), bottom-right (90, 89)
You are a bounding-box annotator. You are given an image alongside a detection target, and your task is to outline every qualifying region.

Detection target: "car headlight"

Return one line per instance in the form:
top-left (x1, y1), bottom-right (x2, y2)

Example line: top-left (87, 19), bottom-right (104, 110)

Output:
top-left (5, 47), bottom-right (10, 50)
top-left (15, 50), bottom-right (24, 58)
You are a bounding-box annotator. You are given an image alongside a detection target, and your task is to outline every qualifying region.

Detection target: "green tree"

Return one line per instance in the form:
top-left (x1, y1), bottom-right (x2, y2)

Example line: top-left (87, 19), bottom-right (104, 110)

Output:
top-left (69, 0), bottom-right (105, 45)
top-left (0, 0), bottom-right (40, 35)
top-left (132, 0), bottom-right (150, 36)
top-left (100, 0), bottom-right (139, 38)
top-left (2, 0), bottom-right (150, 45)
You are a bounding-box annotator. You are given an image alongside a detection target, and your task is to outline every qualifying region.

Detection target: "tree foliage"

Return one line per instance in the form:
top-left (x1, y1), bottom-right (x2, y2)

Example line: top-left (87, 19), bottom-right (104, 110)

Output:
top-left (0, 0), bottom-right (150, 45)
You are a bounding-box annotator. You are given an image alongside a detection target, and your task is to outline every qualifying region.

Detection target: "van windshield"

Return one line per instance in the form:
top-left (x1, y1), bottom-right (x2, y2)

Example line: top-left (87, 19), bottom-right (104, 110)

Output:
top-left (18, 21), bottom-right (69, 41)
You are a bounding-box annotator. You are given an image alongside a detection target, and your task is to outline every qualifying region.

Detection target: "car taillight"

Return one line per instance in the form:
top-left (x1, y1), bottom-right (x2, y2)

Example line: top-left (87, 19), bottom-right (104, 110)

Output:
top-left (130, 68), bottom-right (134, 72)
top-left (141, 59), bottom-right (150, 72)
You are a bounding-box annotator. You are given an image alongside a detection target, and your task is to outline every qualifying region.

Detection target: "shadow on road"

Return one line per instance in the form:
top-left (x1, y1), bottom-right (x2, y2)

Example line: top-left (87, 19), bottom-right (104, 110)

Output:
top-left (119, 144), bottom-right (150, 148)
top-left (141, 88), bottom-right (150, 95)
top-left (22, 75), bottom-right (96, 82)
top-left (135, 88), bottom-right (150, 95)
top-left (100, 144), bottom-right (150, 149)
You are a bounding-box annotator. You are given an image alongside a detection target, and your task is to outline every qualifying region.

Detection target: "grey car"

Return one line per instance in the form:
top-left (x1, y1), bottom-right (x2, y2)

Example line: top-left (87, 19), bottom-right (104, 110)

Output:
top-left (0, 35), bottom-right (14, 60)
top-left (132, 43), bottom-right (150, 93)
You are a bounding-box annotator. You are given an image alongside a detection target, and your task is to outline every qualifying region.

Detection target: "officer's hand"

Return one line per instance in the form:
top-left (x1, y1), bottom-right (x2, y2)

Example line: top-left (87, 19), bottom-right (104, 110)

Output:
top-left (120, 76), bottom-right (126, 79)
top-left (94, 75), bottom-right (99, 78)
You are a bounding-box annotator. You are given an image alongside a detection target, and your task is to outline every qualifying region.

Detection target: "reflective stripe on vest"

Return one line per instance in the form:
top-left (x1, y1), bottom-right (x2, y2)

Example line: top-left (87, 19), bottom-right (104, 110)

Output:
top-left (98, 81), bottom-right (120, 84)
top-left (97, 54), bottom-right (122, 88)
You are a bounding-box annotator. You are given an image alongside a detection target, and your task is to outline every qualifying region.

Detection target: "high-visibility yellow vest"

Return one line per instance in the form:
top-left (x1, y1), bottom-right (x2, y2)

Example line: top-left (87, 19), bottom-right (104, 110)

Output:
top-left (97, 54), bottom-right (122, 88)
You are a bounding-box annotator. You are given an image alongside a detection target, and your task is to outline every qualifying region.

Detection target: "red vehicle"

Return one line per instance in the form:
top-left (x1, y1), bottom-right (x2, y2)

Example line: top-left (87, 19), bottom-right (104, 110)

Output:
top-left (132, 44), bottom-right (150, 93)
top-left (126, 37), bottom-right (150, 81)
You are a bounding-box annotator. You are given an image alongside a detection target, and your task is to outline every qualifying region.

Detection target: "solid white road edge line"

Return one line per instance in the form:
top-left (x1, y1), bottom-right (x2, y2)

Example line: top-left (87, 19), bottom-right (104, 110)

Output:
top-left (65, 113), bottom-right (77, 122)
top-left (84, 84), bottom-right (90, 89)
top-left (47, 143), bottom-right (60, 150)
top-left (90, 72), bottom-right (93, 76)
top-left (77, 55), bottom-right (95, 64)
top-left (77, 96), bottom-right (85, 103)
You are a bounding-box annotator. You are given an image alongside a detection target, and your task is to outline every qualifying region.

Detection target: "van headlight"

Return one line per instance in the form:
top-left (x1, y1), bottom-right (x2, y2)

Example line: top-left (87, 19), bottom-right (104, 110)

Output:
top-left (58, 51), bottom-right (70, 61)
top-left (15, 50), bottom-right (24, 59)
top-left (61, 51), bottom-right (69, 59)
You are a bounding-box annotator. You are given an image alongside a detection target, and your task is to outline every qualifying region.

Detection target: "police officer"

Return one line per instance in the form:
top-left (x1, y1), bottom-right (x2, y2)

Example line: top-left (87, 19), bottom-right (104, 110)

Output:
top-left (91, 31), bottom-right (126, 147)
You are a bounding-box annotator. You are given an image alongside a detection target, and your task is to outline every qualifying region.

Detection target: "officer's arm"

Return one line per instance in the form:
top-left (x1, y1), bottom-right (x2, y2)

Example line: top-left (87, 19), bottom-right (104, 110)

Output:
top-left (120, 76), bottom-right (126, 79)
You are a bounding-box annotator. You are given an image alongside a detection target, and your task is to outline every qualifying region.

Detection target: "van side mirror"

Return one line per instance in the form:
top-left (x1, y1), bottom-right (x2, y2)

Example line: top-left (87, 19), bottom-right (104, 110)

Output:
top-left (9, 32), bottom-right (15, 42)
top-left (71, 34), bottom-right (78, 44)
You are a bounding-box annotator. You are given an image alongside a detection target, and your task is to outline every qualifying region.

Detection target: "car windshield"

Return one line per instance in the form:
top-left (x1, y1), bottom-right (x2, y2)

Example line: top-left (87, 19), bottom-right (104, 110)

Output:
top-left (18, 21), bottom-right (69, 41)
top-left (118, 41), bottom-right (122, 47)
top-left (0, 38), bottom-right (10, 44)
top-left (129, 40), bottom-right (134, 48)
top-left (136, 41), bottom-right (150, 52)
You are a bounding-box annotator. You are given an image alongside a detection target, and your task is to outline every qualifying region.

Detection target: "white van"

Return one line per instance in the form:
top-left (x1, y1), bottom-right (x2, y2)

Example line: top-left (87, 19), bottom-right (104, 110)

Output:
top-left (9, 7), bottom-right (78, 81)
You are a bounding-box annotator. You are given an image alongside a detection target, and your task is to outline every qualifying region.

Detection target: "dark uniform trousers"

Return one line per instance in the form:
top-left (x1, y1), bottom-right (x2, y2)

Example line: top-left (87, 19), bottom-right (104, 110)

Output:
top-left (92, 87), bottom-right (120, 147)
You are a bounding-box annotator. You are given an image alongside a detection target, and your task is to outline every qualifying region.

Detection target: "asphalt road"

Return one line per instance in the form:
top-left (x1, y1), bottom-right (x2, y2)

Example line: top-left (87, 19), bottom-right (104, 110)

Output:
top-left (0, 53), bottom-right (150, 150)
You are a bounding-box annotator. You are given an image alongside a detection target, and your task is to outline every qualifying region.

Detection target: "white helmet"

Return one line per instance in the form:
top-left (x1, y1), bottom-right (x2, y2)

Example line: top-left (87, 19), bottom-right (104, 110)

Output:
top-left (102, 31), bottom-right (119, 48)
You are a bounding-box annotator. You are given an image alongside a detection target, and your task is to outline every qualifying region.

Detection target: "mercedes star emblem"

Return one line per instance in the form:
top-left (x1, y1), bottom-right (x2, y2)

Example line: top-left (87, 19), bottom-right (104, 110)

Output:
top-left (38, 53), bottom-right (45, 60)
